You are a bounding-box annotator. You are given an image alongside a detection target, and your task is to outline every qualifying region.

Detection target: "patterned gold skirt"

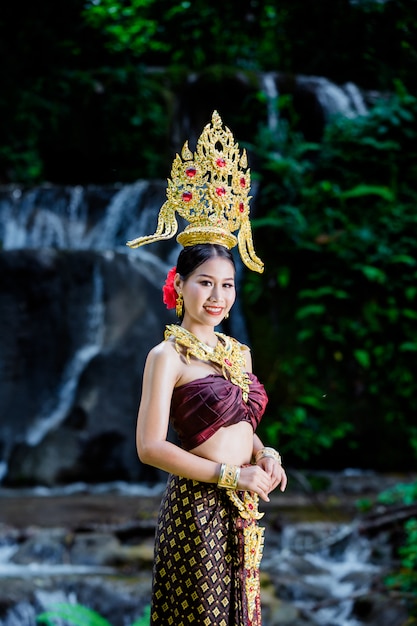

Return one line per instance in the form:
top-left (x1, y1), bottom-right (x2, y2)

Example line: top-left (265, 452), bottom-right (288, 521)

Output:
top-left (151, 474), bottom-right (264, 626)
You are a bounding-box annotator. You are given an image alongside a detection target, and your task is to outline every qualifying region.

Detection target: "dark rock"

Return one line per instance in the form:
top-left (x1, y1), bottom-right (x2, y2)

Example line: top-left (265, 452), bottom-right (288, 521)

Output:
top-left (352, 592), bottom-right (409, 626)
top-left (0, 248), bottom-right (173, 486)
top-left (10, 528), bottom-right (69, 565)
top-left (70, 532), bottom-right (123, 566)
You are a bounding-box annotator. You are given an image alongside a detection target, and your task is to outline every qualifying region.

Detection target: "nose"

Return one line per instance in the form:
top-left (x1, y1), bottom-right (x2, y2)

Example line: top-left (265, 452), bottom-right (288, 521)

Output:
top-left (209, 285), bottom-right (222, 302)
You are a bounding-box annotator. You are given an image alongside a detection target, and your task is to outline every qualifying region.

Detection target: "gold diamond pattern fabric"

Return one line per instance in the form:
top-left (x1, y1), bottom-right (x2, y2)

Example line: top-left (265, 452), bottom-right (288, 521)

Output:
top-left (151, 474), bottom-right (260, 625)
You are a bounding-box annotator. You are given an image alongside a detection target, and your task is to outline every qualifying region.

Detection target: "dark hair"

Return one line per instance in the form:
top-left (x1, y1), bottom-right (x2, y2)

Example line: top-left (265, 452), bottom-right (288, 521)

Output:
top-left (176, 244), bottom-right (236, 280)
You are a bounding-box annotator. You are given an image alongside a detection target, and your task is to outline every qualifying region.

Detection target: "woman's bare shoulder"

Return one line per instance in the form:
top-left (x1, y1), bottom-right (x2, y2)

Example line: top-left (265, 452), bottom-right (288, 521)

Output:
top-left (145, 337), bottom-right (181, 374)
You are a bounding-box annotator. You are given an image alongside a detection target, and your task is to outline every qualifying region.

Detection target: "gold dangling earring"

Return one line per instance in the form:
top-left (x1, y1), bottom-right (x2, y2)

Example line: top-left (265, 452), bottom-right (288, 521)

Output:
top-left (224, 312), bottom-right (229, 320)
top-left (176, 292), bottom-right (183, 318)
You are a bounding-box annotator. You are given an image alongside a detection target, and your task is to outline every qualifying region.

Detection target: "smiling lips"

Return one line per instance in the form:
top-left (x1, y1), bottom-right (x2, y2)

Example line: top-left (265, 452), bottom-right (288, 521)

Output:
top-left (204, 305), bottom-right (224, 316)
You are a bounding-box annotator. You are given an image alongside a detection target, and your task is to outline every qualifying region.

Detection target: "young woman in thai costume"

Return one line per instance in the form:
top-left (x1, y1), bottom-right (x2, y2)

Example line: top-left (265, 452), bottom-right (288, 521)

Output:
top-left (127, 112), bottom-right (287, 626)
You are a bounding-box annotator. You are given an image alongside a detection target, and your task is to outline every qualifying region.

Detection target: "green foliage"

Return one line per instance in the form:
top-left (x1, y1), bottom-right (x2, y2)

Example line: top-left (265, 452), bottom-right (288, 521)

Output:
top-left (83, 0), bottom-right (169, 58)
top-left (37, 602), bottom-right (151, 626)
top-left (1, 0), bottom-right (417, 182)
top-left (245, 85), bottom-right (417, 468)
top-left (375, 481), bottom-right (417, 619)
top-left (83, 0), bottom-right (280, 70)
top-left (377, 482), bottom-right (417, 507)
top-left (387, 517), bottom-right (417, 586)
top-left (81, 0), bottom-right (417, 87)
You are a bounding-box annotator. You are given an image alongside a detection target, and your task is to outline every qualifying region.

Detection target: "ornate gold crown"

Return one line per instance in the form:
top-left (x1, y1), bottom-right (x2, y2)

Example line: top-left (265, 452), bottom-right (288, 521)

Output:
top-left (126, 111), bottom-right (263, 273)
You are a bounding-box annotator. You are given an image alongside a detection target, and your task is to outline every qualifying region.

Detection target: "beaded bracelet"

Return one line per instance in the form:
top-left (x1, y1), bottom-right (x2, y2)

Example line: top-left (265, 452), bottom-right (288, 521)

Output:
top-left (217, 463), bottom-right (241, 489)
top-left (254, 447), bottom-right (282, 465)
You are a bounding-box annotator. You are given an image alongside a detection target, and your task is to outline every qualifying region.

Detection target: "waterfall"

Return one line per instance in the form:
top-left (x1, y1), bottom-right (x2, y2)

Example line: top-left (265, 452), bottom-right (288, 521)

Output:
top-left (260, 72), bottom-right (280, 134)
top-left (296, 75), bottom-right (368, 119)
top-left (0, 180), bottom-right (167, 253)
top-left (25, 264), bottom-right (104, 447)
top-left (263, 521), bottom-right (381, 626)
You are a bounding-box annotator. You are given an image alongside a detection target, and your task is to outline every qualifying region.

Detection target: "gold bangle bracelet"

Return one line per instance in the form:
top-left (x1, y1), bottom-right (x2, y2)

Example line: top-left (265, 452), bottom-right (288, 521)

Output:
top-left (255, 447), bottom-right (282, 465)
top-left (217, 463), bottom-right (240, 489)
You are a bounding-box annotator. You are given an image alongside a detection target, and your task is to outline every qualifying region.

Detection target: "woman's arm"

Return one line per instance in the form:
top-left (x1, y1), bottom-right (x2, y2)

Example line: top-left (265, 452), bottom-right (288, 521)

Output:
top-left (137, 342), bottom-right (221, 483)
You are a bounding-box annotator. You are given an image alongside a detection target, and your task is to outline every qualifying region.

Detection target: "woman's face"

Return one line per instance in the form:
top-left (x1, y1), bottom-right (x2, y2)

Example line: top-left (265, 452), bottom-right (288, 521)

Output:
top-left (176, 256), bottom-right (236, 327)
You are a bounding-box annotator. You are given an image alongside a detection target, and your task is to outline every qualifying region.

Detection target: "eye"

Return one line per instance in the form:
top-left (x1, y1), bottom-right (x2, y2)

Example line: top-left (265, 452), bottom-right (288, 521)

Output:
top-left (223, 282), bottom-right (235, 289)
top-left (200, 280), bottom-right (212, 286)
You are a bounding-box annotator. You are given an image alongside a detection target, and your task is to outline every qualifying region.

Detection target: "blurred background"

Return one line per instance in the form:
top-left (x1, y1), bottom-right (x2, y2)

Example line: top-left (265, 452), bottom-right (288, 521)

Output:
top-left (0, 1), bottom-right (417, 625)
top-left (1, 0), bottom-right (417, 484)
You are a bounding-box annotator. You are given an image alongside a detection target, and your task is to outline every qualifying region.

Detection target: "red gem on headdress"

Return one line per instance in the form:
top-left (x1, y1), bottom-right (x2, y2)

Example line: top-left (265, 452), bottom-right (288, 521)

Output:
top-left (224, 358), bottom-right (232, 367)
top-left (240, 177), bottom-right (246, 188)
top-left (239, 202), bottom-right (244, 213)
top-left (216, 158), bottom-right (226, 167)
top-left (186, 167), bottom-right (196, 177)
top-left (182, 191), bottom-right (193, 202)
top-left (248, 503), bottom-right (254, 510)
top-left (216, 187), bottom-right (226, 197)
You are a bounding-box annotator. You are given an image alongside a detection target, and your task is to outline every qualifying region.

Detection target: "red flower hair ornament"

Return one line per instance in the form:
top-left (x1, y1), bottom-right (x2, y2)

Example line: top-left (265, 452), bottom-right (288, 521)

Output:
top-left (162, 266), bottom-right (178, 309)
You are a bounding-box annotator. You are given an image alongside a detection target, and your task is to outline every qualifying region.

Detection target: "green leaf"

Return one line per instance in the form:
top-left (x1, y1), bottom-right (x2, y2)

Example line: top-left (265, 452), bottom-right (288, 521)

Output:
top-left (354, 349), bottom-right (370, 369)
top-left (390, 255), bottom-right (416, 266)
top-left (131, 605), bottom-right (151, 626)
top-left (298, 395), bottom-right (324, 408)
top-left (299, 287), bottom-right (349, 299)
top-left (37, 604), bottom-right (112, 626)
top-left (340, 184), bottom-right (394, 201)
top-left (403, 309), bottom-right (417, 319)
top-left (405, 287), bottom-right (417, 301)
top-left (359, 137), bottom-right (400, 151)
top-left (295, 304), bottom-right (325, 319)
top-left (399, 342), bottom-right (417, 352)
top-left (277, 266), bottom-right (290, 288)
top-left (356, 265), bottom-right (386, 283)
top-left (297, 328), bottom-right (314, 342)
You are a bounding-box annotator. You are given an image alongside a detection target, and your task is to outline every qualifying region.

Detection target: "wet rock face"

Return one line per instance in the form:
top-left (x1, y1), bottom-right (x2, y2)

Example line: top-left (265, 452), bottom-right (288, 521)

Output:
top-left (0, 248), bottom-right (173, 486)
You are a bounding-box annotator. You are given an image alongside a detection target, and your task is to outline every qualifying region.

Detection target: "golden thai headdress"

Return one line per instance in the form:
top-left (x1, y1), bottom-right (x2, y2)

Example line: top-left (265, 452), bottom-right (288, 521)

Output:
top-left (126, 111), bottom-right (263, 273)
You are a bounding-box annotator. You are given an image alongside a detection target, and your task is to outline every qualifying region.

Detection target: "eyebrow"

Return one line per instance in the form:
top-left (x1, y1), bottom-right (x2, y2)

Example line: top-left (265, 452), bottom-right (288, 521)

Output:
top-left (197, 273), bottom-right (235, 281)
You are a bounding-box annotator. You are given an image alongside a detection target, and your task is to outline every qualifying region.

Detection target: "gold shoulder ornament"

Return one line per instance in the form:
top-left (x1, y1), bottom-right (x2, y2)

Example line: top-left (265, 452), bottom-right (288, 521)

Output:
top-left (127, 111), bottom-right (263, 273)
top-left (164, 324), bottom-right (251, 401)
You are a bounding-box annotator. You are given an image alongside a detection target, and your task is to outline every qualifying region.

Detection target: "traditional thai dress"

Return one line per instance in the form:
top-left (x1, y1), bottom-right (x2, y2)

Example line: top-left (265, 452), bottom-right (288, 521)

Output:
top-left (150, 367), bottom-right (269, 626)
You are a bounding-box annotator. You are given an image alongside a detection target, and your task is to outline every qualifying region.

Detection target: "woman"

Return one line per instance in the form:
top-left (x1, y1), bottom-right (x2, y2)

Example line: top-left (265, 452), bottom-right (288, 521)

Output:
top-left (128, 112), bottom-right (287, 625)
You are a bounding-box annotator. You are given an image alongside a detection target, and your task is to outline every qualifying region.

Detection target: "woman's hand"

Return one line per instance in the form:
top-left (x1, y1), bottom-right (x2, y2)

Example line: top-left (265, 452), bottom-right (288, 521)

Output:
top-left (256, 457), bottom-right (287, 493)
top-left (238, 464), bottom-right (274, 502)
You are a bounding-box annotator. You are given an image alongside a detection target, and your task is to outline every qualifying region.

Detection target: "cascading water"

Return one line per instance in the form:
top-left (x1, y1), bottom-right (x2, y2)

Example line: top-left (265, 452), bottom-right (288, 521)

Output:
top-left (25, 264), bottom-right (104, 447)
top-left (0, 176), bottom-right (249, 486)
top-left (296, 75), bottom-right (368, 119)
top-left (301, 545), bottom-right (373, 626)
top-left (0, 180), bottom-right (178, 485)
top-left (0, 181), bottom-right (168, 252)
top-left (263, 522), bottom-right (381, 626)
top-left (260, 72), bottom-right (281, 135)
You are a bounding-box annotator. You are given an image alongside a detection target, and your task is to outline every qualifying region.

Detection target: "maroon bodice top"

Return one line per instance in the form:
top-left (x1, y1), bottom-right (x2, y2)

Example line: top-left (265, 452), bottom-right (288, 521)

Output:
top-left (170, 372), bottom-right (268, 450)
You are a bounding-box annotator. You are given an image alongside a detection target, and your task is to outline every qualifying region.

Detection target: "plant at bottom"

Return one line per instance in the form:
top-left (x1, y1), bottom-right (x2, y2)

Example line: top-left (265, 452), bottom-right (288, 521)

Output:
top-left (37, 602), bottom-right (151, 626)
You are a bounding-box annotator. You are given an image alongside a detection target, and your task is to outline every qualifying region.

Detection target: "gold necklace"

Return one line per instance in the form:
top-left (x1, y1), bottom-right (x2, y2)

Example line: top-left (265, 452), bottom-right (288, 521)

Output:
top-left (165, 324), bottom-right (251, 402)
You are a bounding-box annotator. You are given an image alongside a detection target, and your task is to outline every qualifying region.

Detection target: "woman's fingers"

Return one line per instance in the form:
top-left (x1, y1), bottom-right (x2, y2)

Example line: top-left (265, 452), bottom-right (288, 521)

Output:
top-left (276, 466), bottom-right (288, 492)
top-left (238, 465), bottom-right (272, 502)
top-left (256, 457), bottom-right (288, 493)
